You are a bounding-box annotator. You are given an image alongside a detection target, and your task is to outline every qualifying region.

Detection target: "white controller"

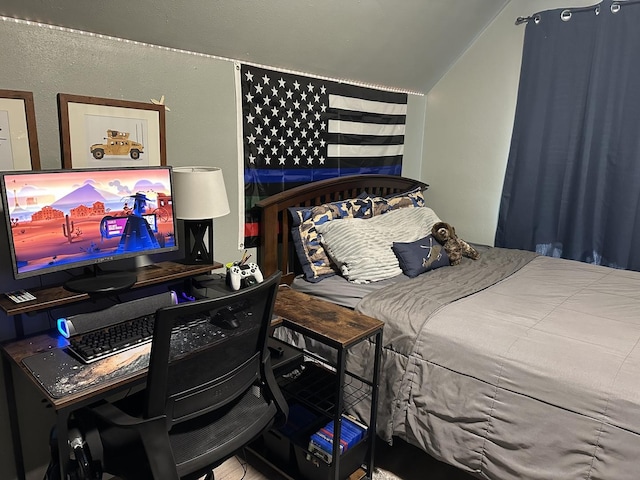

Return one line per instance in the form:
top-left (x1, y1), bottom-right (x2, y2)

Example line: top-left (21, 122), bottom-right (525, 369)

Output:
top-left (229, 262), bottom-right (263, 291)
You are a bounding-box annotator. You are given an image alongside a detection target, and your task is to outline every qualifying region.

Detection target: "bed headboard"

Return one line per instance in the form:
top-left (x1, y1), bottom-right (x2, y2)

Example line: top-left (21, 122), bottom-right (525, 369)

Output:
top-left (256, 174), bottom-right (428, 284)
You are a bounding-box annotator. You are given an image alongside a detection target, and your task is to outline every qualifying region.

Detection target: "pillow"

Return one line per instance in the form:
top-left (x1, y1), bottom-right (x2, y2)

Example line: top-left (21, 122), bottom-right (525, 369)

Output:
top-left (392, 234), bottom-right (450, 278)
top-left (370, 186), bottom-right (426, 216)
top-left (316, 207), bottom-right (441, 283)
top-left (289, 193), bottom-right (373, 282)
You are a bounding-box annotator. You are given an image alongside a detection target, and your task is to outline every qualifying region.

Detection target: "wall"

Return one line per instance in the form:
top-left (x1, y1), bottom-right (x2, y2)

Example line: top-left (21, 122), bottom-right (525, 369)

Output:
top-left (422, 0), bottom-right (596, 246)
top-left (0, 19), bottom-right (426, 479)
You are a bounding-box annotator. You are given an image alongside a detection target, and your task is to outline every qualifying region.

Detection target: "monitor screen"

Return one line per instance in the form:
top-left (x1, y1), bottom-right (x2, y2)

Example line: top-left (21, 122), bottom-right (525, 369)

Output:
top-left (0, 166), bottom-right (178, 293)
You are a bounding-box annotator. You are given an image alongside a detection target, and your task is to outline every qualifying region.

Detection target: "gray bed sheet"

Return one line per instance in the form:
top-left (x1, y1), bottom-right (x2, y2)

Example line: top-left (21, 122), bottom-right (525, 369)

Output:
top-left (349, 248), bottom-right (640, 480)
top-left (291, 272), bottom-right (406, 309)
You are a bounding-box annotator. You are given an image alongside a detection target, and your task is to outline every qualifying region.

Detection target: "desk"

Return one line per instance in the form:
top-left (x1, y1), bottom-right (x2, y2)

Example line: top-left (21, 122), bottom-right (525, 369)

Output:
top-left (1, 260), bottom-right (221, 480)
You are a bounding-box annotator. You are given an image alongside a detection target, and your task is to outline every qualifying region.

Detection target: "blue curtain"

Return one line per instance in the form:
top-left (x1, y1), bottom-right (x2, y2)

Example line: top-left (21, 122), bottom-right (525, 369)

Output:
top-left (495, 0), bottom-right (640, 271)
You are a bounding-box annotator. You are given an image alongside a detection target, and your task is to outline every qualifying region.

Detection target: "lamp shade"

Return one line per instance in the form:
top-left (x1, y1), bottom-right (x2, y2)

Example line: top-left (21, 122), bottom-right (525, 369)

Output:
top-left (172, 166), bottom-right (230, 220)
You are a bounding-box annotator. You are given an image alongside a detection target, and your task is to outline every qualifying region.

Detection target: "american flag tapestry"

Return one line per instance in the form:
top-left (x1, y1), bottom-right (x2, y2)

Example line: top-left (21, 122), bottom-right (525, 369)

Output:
top-left (238, 63), bottom-right (407, 248)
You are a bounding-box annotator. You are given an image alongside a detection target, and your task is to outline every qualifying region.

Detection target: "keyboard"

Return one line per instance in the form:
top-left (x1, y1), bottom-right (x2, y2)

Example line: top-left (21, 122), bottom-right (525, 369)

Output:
top-left (67, 312), bottom-right (218, 364)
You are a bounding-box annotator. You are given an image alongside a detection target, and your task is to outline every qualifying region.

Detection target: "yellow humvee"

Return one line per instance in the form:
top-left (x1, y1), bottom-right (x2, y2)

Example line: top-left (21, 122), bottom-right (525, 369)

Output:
top-left (90, 130), bottom-right (144, 160)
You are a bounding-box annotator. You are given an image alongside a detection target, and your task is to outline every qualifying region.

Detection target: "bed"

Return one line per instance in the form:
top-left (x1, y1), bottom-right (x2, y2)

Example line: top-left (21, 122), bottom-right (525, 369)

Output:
top-left (255, 174), bottom-right (640, 480)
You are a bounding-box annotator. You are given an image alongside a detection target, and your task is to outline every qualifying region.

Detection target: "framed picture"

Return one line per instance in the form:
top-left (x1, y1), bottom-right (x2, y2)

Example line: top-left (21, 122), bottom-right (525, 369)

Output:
top-left (58, 93), bottom-right (166, 169)
top-left (0, 89), bottom-right (41, 171)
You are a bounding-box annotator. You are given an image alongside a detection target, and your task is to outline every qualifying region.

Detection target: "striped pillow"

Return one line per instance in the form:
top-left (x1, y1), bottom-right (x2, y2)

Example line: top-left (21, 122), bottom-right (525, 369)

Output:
top-left (316, 207), bottom-right (441, 283)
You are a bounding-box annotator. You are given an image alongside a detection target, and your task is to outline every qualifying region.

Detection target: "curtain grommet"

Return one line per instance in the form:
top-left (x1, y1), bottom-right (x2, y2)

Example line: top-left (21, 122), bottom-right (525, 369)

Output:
top-left (561, 9), bottom-right (572, 21)
top-left (611, 3), bottom-right (621, 14)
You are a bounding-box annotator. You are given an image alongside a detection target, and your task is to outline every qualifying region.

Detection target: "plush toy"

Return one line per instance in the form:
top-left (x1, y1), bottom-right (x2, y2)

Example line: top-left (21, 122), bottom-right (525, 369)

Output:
top-left (431, 221), bottom-right (480, 266)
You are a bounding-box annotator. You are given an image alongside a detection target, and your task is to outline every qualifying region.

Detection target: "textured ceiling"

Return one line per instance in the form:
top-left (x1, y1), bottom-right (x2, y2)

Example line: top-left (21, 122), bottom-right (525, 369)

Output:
top-left (0, 0), bottom-right (510, 93)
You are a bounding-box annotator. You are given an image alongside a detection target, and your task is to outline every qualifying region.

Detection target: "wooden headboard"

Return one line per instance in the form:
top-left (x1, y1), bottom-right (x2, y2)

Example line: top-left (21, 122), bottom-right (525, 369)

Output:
top-left (256, 174), bottom-right (428, 284)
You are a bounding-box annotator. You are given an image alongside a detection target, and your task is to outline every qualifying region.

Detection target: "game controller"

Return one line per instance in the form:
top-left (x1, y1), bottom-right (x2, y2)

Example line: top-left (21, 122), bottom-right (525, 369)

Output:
top-left (229, 262), bottom-right (263, 291)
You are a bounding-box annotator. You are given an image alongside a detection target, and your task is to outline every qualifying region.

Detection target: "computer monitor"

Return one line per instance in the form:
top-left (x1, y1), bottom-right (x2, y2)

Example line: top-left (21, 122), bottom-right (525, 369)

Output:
top-left (0, 166), bottom-right (178, 294)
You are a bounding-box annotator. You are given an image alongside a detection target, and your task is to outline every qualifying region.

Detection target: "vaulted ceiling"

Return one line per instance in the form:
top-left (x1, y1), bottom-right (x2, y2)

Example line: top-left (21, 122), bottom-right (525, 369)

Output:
top-left (0, 0), bottom-right (510, 94)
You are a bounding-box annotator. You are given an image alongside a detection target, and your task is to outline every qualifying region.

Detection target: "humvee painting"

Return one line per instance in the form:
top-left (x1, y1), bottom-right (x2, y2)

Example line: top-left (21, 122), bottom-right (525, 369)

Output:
top-left (90, 130), bottom-right (144, 160)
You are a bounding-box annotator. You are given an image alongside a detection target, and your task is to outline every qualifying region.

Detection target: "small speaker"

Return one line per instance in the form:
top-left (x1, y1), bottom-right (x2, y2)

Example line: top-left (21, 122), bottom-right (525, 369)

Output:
top-left (57, 290), bottom-right (178, 338)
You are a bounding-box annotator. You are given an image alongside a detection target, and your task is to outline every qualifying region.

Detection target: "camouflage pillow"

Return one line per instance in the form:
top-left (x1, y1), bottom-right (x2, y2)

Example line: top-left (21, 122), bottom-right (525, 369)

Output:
top-left (370, 187), bottom-right (426, 216)
top-left (290, 195), bottom-right (373, 282)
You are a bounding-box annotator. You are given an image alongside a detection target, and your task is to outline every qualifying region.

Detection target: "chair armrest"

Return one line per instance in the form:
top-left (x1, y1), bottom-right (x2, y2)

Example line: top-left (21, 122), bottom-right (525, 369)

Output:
top-left (83, 401), bottom-right (179, 480)
top-left (89, 400), bottom-right (166, 428)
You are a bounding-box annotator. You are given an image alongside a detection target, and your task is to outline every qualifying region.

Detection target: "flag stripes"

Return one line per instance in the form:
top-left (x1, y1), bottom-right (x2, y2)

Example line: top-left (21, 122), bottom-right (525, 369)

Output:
top-left (239, 64), bottom-right (407, 247)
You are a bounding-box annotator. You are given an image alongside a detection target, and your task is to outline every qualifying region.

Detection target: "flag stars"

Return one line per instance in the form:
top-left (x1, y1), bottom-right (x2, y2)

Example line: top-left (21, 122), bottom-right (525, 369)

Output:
top-left (255, 84), bottom-right (263, 95)
top-left (293, 80), bottom-right (300, 90)
top-left (255, 105), bottom-right (263, 115)
top-left (255, 125), bottom-right (263, 136)
top-left (278, 78), bottom-right (286, 88)
top-left (279, 98), bottom-right (287, 108)
top-left (278, 156), bottom-right (286, 165)
top-left (265, 155), bottom-right (272, 165)
top-left (262, 74), bottom-right (271, 84)
top-left (257, 145), bottom-right (265, 155)
top-left (286, 146), bottom-right (294, 156)
top-left (278, 137), bottom-right (286, 146)
top-left (248, 154), bottom-right (256, 164)
top-left (300, 92), bottom-right (308, 101)
top-left (245, 71), bottom-right (254, 82)
top-left (262, 96), bottom-right (271, 105)
top-left (293, 100), bottom-right (301, 110)
top-left (307, 83), bottom-right (315, 92)
top-left (245, 113), bottom-right (255, 124)
top-left (320, 85), bottom-right (327, 94)
top-left (271, 87), bottom-right (279, 97)
top-left (286, 128), bottom-right (294, 137)
top-left (245, 92), bottom-right (254, 103)
top-left (246, 133), bottom-right (256, 144)
top-left (279, 117), bottom-right (287, 127)
top-left (285, 89), bottom-right (294, 99)
top-left (271, 107), bottom-right (279, 117)
top-left (270, 127), bottom-right (278, 136)
top-left (307, 157), bottom-right (314, 165)
top-left (293, 156), bottom-right (301, 165)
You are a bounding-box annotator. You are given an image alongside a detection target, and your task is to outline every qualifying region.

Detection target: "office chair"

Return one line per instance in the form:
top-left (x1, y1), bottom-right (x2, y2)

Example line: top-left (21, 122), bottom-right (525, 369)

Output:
top-left (66, 271), bottom-right (287, 480)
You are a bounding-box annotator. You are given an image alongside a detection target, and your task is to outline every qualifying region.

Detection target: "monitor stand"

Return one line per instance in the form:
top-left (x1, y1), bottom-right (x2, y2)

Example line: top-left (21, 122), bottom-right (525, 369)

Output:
top-left (63, 266), bottom-right (138, 295)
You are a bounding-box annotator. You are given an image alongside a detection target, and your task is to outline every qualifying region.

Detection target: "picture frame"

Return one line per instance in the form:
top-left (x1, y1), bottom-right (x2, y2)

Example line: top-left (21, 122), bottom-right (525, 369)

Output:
top-left (58, 93), bottom-right (166, 169)
top-left (0, 89), bottom-right (41, 171)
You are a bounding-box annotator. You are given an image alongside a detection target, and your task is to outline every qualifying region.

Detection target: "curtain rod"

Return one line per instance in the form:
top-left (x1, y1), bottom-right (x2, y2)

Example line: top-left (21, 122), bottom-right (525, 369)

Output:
top-left (515, 1), bottom-right (640, 26)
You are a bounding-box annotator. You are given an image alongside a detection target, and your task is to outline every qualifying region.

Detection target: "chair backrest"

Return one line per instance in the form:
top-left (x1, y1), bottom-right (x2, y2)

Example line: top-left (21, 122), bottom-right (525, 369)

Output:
top-left (143, 271), bottom-right (281, 426)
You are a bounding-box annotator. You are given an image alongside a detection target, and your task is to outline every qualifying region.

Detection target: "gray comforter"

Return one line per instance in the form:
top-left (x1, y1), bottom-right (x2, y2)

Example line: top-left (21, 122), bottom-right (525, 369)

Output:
top-left (351, 247), bottom-right (640, 480)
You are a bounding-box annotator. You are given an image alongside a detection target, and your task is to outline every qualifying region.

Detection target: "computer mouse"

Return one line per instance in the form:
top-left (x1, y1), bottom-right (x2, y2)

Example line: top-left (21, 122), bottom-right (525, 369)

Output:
top-left (220, 315), bottom-right (240, 329)
top-left (213, 307), bottom-right (240, 329)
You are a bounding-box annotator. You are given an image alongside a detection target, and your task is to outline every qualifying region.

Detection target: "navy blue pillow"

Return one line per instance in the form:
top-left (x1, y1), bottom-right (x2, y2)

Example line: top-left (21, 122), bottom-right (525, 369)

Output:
top-left (392, 234), bottom-right (450, 278)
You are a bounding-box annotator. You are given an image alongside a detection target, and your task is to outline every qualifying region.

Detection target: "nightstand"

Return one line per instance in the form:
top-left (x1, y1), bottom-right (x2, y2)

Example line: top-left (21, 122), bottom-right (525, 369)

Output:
top-left (253, 286), bottom-right (384, 480)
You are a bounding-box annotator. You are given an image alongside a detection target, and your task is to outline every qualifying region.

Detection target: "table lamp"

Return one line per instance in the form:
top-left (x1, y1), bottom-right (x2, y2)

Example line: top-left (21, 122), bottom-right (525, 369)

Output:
top-left (172, 166), bottom-right (230, 265)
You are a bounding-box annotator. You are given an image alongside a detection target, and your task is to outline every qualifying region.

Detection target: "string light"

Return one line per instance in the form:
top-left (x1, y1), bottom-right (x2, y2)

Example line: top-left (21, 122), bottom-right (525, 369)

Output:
top-left (1, 15), bottom-right (424, 96)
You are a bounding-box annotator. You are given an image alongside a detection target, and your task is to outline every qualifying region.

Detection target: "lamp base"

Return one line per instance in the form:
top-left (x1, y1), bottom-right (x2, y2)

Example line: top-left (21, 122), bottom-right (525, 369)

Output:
top-left (182, 219), bottom-right (214, 265)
